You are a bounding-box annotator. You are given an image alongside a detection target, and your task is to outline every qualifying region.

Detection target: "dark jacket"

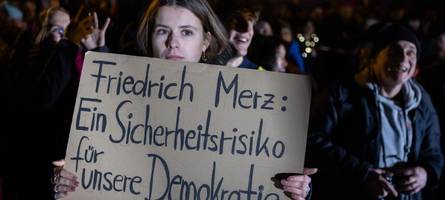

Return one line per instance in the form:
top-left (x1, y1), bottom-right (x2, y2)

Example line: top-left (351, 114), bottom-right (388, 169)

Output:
top-left (26, 40), bottom-right (109, 161)
top-left (419, 64), bottom-right (445, 200)
top-left (1, 39), bottom-right (108, 200)
top-left (306, 78), bottom-right (443, 200)
top-left (0, 39), bottom-right (79, 200)
top-left (239, 57), bottom-right (258, 70)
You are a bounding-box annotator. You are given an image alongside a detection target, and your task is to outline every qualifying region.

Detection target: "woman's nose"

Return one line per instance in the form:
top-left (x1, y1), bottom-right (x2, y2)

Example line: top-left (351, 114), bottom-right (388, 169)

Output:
top-left (166, 33), bottom-right (179, 49)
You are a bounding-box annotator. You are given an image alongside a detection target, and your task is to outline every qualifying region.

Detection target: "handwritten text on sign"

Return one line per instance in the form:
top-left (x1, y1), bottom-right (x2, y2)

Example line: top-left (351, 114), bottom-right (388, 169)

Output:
top-left (64, 52), bottom-right (311, 200)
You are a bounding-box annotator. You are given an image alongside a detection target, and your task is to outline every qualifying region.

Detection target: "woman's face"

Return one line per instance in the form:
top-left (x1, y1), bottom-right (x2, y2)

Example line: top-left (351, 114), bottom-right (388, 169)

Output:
top-left (273, 44), bottom-right (287, 72)
top-left (151, 6), bottom-right (210, 62)
top-left (47, 10), bottom-right (70, 44)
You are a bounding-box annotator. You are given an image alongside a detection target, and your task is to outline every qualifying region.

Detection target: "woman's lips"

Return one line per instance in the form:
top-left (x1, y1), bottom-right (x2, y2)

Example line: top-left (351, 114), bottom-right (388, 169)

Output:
top-left (166, 55), bottom-right (185, 60)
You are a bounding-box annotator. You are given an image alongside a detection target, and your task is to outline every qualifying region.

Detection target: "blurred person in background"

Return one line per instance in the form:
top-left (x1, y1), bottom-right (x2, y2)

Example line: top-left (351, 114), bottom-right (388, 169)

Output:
top-left (307, 23), bottom-right (443, 200)
top-left (0, 4), bottom-right (110, 199)
top-left (249, 35), bottom-right (288, 72)
top-left (224, 8), bottom-right (259, 69)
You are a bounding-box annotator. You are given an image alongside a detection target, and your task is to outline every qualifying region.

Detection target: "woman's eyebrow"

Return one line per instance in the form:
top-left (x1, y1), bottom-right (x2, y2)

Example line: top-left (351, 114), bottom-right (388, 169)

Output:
top-left (154, 24), bottom-right (171, 29)
top-left (178, 25), bottom-right (198, 30)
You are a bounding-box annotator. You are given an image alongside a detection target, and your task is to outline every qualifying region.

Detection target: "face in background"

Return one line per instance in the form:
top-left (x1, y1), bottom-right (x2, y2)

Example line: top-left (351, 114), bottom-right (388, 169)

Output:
top-left (373, 40), bottom-right (417, 87)
top-left (255, 20), bottom-right (273, 36)
top-left (280, 26), bottom-right (293, 43)
top-left (437, 33), bottom-right (445, 58)
top-left (303, 21), bottom-right (315, 36)
top-left (229, 19), bottom-right (254, 57)
top-left (47, 10), bottom-right (70, 44)
top-left (273, 44), bottom-right (287, 72)
top-left (151, 6), bottom-right (210, 62)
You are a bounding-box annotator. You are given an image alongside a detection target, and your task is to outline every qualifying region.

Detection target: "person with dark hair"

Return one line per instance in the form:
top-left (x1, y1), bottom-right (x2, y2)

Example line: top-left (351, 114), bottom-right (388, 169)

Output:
top-left (274, 19), bottom-right (306, 74)
top-left (249, 35), bottom-right (288, 72)
top-left (224, 8), bottom-right (259, 69)
top-left (50, 1), bottom-right (314, 200)
top-left (307, 23), bottom-right (443, 200)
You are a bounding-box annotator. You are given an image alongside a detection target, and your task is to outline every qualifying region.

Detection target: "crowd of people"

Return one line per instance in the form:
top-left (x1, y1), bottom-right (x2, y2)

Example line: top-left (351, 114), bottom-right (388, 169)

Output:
top-left (1, 0), bottom-right (445, 200)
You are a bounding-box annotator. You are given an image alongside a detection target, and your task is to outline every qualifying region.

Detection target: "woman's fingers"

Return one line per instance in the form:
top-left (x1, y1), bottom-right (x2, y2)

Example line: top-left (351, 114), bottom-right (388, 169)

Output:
top-left (53, 168), bottom-right (79, 199)
top-left (283, 186), bottom-right (306, 196)
top-left (303, 168), bottom-right (318, 175)
top-left (93, 12), bottom-right (99, 29)
top-left (58, 175), bottom-right (79, 187)
top-left (288, 175), bottom-right (311, 184)
top-left (291, 193), bottom-right (306, 200)
top-left (60, 168), bottom-right (78, 182)
top-left (55, 184), bottom-right (76, 193)
top-left (281, 175), bottom-right (311, 199)
top-left (52, 160), bottom-right (65, 167)
top-left (54, 191), bottom-right (68, 199)
top-left (101, 17), bottom-right (111, 32)
top-left (281, 179), bottom-right (306, 188)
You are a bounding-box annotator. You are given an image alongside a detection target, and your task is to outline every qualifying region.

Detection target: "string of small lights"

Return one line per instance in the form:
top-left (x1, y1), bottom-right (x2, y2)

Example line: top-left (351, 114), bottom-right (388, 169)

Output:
top-left (297, 33), bottom-right (319, 58)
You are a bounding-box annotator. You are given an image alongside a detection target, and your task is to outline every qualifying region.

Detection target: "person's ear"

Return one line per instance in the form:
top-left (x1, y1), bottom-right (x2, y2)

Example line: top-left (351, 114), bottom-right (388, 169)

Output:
top-left (203, 31), bottom-right (212, 52)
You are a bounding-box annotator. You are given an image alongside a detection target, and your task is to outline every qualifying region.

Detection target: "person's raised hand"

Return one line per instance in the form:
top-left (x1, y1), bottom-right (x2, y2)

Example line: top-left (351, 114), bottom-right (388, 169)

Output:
top-left (65, 5), bottom-right (93, 44)
top-left (81, 12), bottom-right (111, 50)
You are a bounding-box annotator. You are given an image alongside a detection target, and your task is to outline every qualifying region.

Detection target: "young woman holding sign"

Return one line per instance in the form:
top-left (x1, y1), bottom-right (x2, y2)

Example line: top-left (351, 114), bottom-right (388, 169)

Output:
top-left (52, 0), bottom-right (315, 199)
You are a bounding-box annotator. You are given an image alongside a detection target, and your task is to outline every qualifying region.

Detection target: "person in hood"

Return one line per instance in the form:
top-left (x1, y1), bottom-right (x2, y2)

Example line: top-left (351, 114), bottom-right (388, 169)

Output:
top-left (306, 23), bottom-right (443, 200)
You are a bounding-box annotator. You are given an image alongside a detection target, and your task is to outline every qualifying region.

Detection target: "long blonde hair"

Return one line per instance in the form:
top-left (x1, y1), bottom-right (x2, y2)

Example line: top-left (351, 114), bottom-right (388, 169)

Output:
top-left (34, 7), bottom-right (70, 45)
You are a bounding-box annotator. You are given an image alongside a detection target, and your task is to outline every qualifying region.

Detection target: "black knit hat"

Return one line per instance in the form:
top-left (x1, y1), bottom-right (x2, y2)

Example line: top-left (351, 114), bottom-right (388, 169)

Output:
top-left (369, 23), bottom-right (421, 59)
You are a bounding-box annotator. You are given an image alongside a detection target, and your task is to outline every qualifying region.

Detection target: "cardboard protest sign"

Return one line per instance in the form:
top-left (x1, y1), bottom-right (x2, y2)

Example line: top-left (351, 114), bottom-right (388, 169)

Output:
top-left (63, 52), bottom-right (311, 199)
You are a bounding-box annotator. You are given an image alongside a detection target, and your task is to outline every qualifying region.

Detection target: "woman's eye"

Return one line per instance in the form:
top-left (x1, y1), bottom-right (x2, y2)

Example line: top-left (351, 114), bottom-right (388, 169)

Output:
top-left (181, 29), bottom-right (194, 36)
top-left (155, 29), bottom-right (168, 35)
